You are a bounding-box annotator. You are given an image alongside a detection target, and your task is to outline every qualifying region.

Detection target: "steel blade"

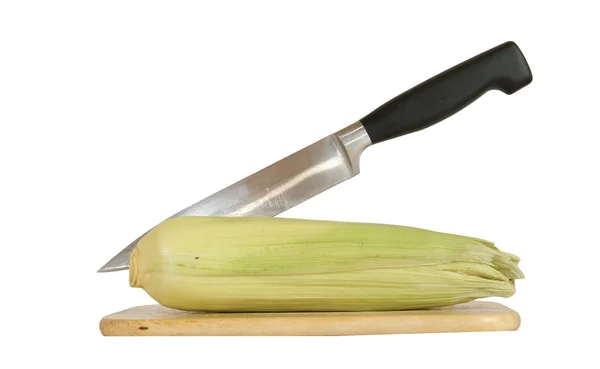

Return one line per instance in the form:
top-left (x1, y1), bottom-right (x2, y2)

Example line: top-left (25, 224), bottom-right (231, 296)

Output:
top-left (97, 121), bottom-right (371, 272)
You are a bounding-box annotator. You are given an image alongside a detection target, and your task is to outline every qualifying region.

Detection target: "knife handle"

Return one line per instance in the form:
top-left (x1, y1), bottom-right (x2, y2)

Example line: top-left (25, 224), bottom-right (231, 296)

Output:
top-left (360, 41), bottom-right (532, 144)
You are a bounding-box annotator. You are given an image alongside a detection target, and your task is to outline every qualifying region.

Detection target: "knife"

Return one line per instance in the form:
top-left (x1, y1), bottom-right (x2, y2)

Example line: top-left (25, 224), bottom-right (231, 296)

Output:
top-left (98, 41), bottom-right (532, 273)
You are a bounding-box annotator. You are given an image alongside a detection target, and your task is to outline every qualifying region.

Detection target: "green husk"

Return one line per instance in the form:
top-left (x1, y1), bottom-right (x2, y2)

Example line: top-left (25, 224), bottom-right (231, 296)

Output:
top-left (130, 216), bottom-right (523, 312)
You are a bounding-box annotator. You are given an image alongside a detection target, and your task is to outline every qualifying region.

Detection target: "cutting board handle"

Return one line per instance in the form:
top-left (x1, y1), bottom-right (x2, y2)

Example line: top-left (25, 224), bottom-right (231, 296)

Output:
top-left (360, 41), bottom-right (532, 144)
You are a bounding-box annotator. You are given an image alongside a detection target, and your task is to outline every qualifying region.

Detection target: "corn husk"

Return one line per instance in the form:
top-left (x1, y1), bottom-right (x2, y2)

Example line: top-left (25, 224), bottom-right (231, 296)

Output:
top-left (129, 216), bottom-right (523, 312)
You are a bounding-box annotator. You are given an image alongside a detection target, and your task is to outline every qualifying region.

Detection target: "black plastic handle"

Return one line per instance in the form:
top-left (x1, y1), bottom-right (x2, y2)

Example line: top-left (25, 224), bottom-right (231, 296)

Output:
top-left (360, 41), bottom-right (532, 144)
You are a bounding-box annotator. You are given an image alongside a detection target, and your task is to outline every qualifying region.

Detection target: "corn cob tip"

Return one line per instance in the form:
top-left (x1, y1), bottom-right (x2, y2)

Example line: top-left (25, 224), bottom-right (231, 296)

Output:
top-left (129, 247), bottom-right (140, 288)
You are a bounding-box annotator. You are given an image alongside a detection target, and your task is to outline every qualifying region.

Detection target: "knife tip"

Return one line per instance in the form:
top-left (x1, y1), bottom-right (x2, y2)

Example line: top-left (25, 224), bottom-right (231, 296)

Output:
top-left (96, 265), bottom-right (128, 273)
top-left (97, 254), bottom-right (131, 273)
top-left (97, 239), bottom-right (140, 273)
top-left (97, 263), bottom-right (129, 273)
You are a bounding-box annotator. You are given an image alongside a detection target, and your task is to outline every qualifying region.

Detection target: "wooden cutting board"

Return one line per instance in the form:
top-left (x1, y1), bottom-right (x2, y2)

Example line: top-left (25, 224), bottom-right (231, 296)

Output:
top-left (99, 301), bottom-right (520, 336)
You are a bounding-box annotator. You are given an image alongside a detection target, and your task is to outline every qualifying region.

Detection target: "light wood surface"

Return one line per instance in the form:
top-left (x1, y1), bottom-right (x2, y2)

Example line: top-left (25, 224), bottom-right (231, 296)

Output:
top-left (99, 300), bottom-right (520, 336)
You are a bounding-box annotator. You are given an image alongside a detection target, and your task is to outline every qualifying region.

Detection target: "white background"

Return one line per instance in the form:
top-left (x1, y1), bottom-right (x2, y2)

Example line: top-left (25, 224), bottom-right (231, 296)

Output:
top-left (1, 1), bottom-right (599, 368)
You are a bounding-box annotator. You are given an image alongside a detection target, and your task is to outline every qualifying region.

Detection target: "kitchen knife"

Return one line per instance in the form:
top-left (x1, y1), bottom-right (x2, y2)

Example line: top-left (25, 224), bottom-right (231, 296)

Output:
top-left (98, 41), bottom-right (532, 273)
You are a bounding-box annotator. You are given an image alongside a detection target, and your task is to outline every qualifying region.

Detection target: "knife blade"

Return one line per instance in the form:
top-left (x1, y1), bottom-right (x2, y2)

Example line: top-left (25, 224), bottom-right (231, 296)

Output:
top-left (98, 41), bottom-right (532, 273)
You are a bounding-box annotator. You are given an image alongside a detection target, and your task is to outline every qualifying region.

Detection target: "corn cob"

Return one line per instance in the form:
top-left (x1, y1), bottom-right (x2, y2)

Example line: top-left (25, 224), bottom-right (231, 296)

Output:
top-left (129, 216), bottom-right (523, 312)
